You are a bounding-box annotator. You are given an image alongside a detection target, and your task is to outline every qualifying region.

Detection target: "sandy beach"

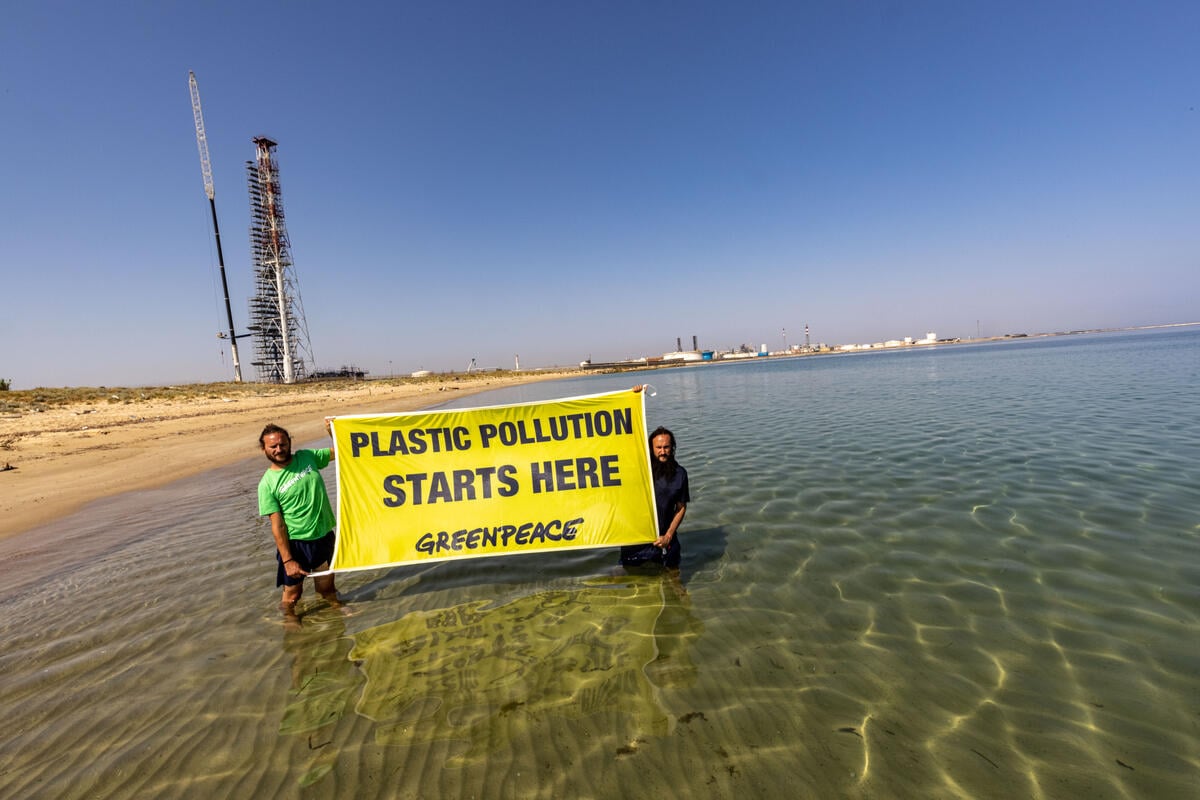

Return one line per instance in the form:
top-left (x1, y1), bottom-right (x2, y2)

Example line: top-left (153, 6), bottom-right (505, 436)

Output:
top-left (0, 371), bottom-right (580, 540)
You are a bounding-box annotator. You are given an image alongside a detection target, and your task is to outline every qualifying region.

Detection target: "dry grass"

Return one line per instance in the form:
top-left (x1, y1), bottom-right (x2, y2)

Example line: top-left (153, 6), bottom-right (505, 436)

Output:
top-left (0, 371), bottom-right (527, 415)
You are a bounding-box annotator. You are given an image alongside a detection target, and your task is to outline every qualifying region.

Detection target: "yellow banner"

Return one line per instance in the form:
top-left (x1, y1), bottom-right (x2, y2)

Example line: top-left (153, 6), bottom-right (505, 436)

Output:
top-left (330, 389), bottom-right (656, 571)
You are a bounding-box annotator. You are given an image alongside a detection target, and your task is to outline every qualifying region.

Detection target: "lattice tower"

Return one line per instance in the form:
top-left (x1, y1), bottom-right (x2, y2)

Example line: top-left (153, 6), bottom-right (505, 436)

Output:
top-left (246, 137), bottom-right (313, 383)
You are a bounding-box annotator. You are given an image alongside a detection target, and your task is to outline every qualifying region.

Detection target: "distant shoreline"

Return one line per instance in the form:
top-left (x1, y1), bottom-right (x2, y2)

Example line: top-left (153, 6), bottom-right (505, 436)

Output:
top-left (580, 321), bottom-right (1200, 372)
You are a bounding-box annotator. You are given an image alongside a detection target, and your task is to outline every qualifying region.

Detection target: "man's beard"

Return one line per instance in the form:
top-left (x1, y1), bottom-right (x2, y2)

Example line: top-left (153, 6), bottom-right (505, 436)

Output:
top-left (652, 456), bottom-right (676, 481)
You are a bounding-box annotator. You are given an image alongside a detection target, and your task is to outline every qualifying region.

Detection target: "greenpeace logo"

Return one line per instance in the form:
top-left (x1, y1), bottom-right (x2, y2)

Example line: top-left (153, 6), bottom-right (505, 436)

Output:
top-left (279, 465), bottom-right (314, 494)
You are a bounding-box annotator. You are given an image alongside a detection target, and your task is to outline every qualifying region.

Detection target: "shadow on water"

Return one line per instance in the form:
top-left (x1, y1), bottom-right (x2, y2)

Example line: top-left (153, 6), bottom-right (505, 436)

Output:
top-left (277, 612), bottom-right (358, 787)
top-left (275, 569), bottom-right (705, 784)
top-left (268, 525), bottom-right (728, 787)
top-left (272, 517), bottom-right (723, 784)
top-left (675, 525), bottom-right (729, 586)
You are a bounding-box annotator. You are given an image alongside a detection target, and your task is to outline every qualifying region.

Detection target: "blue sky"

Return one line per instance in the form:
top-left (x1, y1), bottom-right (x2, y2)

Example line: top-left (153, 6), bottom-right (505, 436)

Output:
top-left (2, 1), bottom-right (1197, 388)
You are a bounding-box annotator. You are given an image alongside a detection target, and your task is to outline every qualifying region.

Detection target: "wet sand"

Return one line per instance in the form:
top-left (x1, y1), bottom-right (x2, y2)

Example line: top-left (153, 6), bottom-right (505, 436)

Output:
top-left (0, 372), bottom-right (581, 540)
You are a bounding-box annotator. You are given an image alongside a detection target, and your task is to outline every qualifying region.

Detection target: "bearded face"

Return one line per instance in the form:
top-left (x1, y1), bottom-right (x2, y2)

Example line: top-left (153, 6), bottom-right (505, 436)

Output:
top-left (262, 432), bottom-right (293, 467)
top-left (650, 432), bottom-right (676, 480)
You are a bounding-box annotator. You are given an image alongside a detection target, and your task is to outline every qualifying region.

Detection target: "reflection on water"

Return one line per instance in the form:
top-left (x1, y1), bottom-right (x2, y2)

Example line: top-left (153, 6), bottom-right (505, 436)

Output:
top-left (265, 571), bottom-right (702, 795)
top-left (278, 613), bottom-right (357, 787)
top-left (1, 328), bottom-right (1198, 798)
top-left (349, 575), bottom-right (698, 761)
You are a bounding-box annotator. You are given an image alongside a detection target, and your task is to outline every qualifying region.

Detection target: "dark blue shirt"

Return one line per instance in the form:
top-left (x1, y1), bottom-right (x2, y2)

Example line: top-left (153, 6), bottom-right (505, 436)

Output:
top-left (654, 464), bottom-right (690, 535)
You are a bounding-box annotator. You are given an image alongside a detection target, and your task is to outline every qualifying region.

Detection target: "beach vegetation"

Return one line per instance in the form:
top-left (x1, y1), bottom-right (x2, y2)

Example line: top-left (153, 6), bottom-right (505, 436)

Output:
top-left (0, 378), bottom-right (10, 391)
top-left (0, 370), bottom-right (573, 415)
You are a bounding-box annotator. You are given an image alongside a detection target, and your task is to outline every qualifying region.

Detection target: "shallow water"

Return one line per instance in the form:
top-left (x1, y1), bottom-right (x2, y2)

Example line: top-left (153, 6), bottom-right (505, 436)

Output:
top-left (2, 328), bottom-right (1198, 799)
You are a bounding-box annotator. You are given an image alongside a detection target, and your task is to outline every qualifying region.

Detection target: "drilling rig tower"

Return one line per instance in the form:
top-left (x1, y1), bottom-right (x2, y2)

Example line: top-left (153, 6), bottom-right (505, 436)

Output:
top-left (246, 137), bottom-right (313, 383)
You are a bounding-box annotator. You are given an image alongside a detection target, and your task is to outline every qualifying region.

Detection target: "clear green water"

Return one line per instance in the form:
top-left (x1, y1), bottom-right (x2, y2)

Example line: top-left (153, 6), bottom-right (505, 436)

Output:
top-left (2, 328), bottom-right (1198, 798)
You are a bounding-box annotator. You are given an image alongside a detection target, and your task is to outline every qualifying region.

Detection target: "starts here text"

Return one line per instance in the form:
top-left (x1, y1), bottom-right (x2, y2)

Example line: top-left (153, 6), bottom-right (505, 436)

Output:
top-left (382, 455), bottom-right (622, 507)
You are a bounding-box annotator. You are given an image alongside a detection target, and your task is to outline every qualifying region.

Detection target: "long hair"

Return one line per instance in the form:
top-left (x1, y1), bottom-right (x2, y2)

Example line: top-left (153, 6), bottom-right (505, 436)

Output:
top-left (648, 426), bottom-right (677, 481)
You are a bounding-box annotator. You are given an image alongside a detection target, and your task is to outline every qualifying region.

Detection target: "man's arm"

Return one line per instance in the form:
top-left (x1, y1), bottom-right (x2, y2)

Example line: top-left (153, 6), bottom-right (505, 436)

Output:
top-left (270, 511), bottom-right (308, 578)
top-left (656, 502), bottom-right (686, 550)
top-left (325, 417), bottom-right (336, 462)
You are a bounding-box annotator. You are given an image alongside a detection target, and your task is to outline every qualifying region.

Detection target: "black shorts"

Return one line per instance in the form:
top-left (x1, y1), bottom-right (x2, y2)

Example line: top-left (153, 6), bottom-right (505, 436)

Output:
top-left (619, 537), bottom-right (681, 569)
top-left (276, 531), bottom-right (335, 587)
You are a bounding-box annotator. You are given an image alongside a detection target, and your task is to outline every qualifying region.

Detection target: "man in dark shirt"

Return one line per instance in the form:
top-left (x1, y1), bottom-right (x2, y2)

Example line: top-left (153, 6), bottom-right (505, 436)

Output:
top-left (621, 425), bottom-right (689, 569)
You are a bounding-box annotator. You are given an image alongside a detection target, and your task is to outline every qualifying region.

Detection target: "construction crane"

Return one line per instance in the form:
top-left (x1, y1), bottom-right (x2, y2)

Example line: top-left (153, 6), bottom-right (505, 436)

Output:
top-left (189, 71), bottom-right (244, 383)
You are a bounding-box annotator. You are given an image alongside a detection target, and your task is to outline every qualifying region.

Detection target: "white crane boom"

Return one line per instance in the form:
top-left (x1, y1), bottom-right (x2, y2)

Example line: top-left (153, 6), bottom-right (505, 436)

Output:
top-left (189, 71), bottom-right (215, 201)
top-left (188, 70), bottom-right (243, 382)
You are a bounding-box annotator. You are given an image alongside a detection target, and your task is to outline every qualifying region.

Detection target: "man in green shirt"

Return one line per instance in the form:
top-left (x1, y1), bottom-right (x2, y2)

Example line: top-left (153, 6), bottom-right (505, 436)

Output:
top-left (258, 420), bottom-right (342, 623)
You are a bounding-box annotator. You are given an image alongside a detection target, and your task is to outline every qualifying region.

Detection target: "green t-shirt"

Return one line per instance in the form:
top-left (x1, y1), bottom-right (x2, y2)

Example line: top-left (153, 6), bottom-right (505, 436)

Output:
top-left (258, 448), bottom-right (335, 541)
